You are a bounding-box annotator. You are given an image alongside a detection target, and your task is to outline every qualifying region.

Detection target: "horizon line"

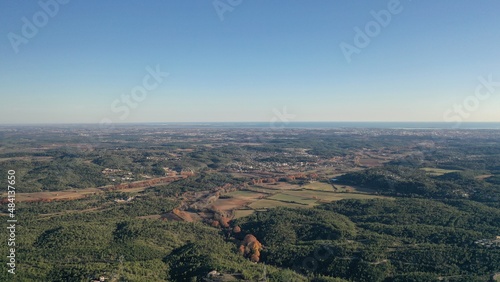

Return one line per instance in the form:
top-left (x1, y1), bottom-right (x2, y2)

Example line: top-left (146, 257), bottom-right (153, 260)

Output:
top-left (2, 121), bottom-right (500, 126)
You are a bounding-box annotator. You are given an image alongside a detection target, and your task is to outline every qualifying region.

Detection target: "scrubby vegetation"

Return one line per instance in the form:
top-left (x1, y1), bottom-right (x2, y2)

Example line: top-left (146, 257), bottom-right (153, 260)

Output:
top-left (1, 126), bottom-right (500, 281)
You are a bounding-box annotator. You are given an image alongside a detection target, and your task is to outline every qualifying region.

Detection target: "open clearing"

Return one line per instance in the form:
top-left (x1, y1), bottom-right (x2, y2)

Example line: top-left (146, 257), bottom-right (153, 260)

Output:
top-left (268, 193), bottom-right (318, 206)
top-left (233, 209), bottom-right (255, 219)
top-left (248, 199), bottom-right (309, 209)
top-left (302, 182), bottom-right (334, 191)
top-left (225, 190), bottom-right (266, 199)
top-left (1, 176), bottom-right (184, 203)
top-left (3, 185), bottom-right (150, 203)
top-left (212, 198), bottom-right (250, 211)
top-left (253, 182), bottom-right (299, 190)
top-left (10, 188), bottom-right (103, 202)
top-left (475, 174), bottom-right (493, 180)
top-left (421, 167), bottom-right (460, 176)
top-left (245, 186), bottom-right (285, 195)
top-left (213, 190), bottom-right (267, 212)
top-left (232, 186), bottom-right (391, 218)
top-left (281, 190), bottom-right (388, 202)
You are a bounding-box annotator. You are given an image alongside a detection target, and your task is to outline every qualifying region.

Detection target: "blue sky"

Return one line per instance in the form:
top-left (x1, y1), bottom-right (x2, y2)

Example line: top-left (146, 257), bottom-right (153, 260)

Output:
top-left (1, 0), bottom-right (500, 124)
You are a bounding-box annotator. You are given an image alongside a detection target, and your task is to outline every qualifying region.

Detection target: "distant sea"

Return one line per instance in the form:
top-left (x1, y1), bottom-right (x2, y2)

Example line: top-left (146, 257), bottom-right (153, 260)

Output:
top-left (146, 122), bottom-right (500, 130)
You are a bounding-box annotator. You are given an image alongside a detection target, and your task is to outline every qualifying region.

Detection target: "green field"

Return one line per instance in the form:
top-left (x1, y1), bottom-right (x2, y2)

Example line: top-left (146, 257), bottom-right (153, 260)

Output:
top-left (233, 209), bottom-right (255, 219)
top-left (246, 186), bottom-right (283, 195)
top-left (421, 167), bottom-right (460, 176)
top-left (282, 190), bottom-right (389, 202)
top-left (244, 189), bottom-right (389, 212)
top-left (302, 182), bottom-right (334, 191)
top-left (234, 185), bottom-right (391, 218)
top-left (268, 193), bottom-right (318, 206)
top-left (248, 199), bottom-right (309, 209)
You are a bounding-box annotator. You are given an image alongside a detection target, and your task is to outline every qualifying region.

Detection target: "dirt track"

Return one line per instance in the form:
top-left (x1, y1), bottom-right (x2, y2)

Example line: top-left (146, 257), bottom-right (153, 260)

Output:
top-left (0, 175), bottom-right (187, 203)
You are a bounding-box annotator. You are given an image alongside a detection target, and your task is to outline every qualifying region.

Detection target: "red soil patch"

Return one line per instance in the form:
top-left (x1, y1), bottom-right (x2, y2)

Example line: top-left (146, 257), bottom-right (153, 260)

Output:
top-left (212, 198), bottom-right (249, 212)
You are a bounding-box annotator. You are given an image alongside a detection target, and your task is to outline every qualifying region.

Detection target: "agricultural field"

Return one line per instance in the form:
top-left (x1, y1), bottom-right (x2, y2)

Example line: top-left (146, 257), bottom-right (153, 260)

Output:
top-left (229, 185), bottom-right (390, 218)
top-left (253, 182), bottom-right (299, 190)
top-left (301, 181), bottom-right (334, 191)
top-left (225, 190), bottom-right (266, 199)
top-left (248, 199), bottom-right (308, 209)
top-left (233, 209), bottom-right (255, 219)
top-left (267, 193), bottom-right (318, 206)
top-left (212, 190), bottom-right (266, 212)
top-left (245, 186), bottom-right (287, 195)
top-left (212, 198), bottom-right (251, 212)
top-left (282, 190), bottom-right (389, 202)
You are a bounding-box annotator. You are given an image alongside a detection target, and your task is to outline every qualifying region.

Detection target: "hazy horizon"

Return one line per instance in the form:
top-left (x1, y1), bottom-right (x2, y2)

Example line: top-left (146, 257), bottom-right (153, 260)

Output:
top-left (2, 121), bottom-right (500, 130)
